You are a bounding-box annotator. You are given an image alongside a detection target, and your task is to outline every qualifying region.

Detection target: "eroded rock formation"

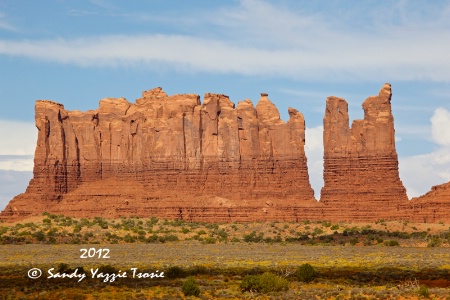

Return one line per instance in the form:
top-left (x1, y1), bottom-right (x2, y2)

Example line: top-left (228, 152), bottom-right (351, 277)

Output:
top-left (2, 84), bottom-right (449, 222)
top-left (320, 84), bottom-right (409, 220)
top-left (1, 88), bottom-right (318, 221)
top-left (402, 182), bottom-right (450, 223)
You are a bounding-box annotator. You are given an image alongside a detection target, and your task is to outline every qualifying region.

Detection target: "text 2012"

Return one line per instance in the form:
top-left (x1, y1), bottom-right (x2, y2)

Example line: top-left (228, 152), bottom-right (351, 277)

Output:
top-left (80, 248), bottom-right (110, 259)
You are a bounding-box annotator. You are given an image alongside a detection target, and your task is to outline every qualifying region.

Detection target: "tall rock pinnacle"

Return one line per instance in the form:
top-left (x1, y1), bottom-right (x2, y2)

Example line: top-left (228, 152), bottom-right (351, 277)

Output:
top-left (320, 83), bottom-right (408, 220)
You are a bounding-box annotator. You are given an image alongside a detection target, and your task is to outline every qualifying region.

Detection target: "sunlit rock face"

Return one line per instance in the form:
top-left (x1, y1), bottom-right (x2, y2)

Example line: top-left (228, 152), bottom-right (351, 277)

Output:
top-left (1, 88), bottom-right (317, 222)
top-left (3, 84), bottom-right (449, 223)
top-left (320, 84), bottom-right (409, 221)
top-left (403, 182), bottom-right (450, 223)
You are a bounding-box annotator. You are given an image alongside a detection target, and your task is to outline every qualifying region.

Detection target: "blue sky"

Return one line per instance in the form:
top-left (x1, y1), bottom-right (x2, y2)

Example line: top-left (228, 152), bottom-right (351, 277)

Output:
top-left (1, 0), bottom-right (450, 210)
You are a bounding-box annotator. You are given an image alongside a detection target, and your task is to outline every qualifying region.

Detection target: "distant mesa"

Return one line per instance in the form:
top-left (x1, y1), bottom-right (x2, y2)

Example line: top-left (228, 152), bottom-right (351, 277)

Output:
top-left (1, 84), bottom-right (449, 222)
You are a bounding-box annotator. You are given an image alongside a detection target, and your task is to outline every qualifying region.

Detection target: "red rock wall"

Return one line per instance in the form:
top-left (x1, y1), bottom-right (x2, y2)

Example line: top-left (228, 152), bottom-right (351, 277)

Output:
top-left (2, 84), bottom-right (449, 223)
top-left (320, 84), bottom-right (409, 221)
top-left (1, 88), bottom-right (317, 221)
top-left (401, 182), bottom-right (450, 223)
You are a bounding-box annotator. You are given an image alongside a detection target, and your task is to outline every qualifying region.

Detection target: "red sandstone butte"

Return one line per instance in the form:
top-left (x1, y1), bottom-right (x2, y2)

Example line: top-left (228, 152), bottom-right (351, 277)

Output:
top-left (320, 83), bottom-right (409, 221)
top-left (2, 84), bottom-right (449, 223)
top-left (0, 88), bottom-right (318, 222)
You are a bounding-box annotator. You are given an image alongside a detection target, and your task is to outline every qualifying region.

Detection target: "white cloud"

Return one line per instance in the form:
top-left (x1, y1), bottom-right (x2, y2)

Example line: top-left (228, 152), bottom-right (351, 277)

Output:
top-left (395, 124), bottom-right (431, 141)
top-left (89, 0), bottom-right (118, 10)
top-left (0, 156), bottom-right (34, 171)
top-left (0, 120), bottom-right (36, 171)
top-left (0, 12), bottom-right (17, 32)
top-left (0, 170), bottom-right (32, 211)
top-left (0, 32), bottom-right (448, 82)
top-left (0, 1), bottom-right (449, 81)
top-left (431, 107), bottom-right (450, 146)
top-left (0, 120), bottom-right (36, 155)
top-left (305, 125), bottom-right (324, 199)
top-left (399, 107), bottom-right (450, 198)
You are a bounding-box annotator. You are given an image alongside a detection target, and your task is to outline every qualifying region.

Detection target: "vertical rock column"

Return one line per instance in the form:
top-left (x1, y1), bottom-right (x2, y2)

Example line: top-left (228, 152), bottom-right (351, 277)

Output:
top-left (320, 83), bottom-right (408, 221)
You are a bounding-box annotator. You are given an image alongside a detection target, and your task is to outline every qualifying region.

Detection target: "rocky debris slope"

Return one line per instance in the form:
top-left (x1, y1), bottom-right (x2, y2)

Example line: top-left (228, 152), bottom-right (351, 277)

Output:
top-left (320, 84), bottom-right (409, 220)
top-left (1, 88), bottom-right (317, 221)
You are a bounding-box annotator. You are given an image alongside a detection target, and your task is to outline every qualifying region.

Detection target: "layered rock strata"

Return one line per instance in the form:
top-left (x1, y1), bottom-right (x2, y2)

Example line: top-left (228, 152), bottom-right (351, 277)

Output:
top-left (320, 84), bottom-right (409, 220)
top-left (2, 84), bottom-right (449, 223)
top-left (402, 182), bottom-right (450, 223)
top-left (1, 88), bottom-right (318, 221)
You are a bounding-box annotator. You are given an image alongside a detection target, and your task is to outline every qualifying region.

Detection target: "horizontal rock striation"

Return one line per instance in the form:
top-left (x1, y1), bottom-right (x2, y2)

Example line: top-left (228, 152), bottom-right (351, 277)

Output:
top-left (1, 88), bottom-right (318, 221)
top-left (2, 84), bottom-right (449, 223)
top-left (402, 182), bottom-right (450, 223)
top-left (320, 84), bottom-right (409, 220)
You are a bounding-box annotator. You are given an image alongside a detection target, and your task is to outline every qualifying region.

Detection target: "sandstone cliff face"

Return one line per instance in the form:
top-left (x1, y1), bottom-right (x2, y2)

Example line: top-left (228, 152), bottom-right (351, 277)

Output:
top-left (402, 182), bottom-right (450, 223)
top-left (2, 88), bottom-right (317, 221)
top-left (2, 84), bottom-right (449, 223)
top-left (320, 84), bottom-right (409, 220)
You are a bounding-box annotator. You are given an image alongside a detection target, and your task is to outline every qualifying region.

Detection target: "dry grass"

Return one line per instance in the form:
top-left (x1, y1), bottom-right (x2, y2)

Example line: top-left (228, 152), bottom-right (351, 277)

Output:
top-left (1, 215), bottom-right (450, 299)
top-left (1, 243), bottom-right (450, 299)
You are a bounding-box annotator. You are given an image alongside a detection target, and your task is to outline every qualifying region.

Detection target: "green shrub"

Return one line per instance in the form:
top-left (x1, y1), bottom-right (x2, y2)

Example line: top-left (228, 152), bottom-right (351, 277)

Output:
top-left (244, 266), bottom-right (263, 276)
top-left (0, 226), bottom-right (8, 236)
top-left (57, 263), bottom-right (71, 273)
top-left (217, 229), bottom-right (228, 239)
top-left (33, 231), bottom-right (46, 241)
top-left (166, 266), bottom-right (187, 278)
top-left (123, 234), bottom-right (136, 243)
top-left (240, 272), bottom-right (289, 293)
top-left (427, 237), bottom-right (441, 248)
top-left (189, 265), bottom-right (209, 275)
top-left (146, 234), bottom-right (158, 243)
top-left (203, 237), bottom-right (216, 244)
top-left (349, 237), bottom-right (358, 245)
top-left (97, 264), bottom-right (118, 274)
top-left (322, 221), bottom-right (332, 227)
top-left (258, 272), bottom-right (289, 293)
top-left (313, 227), bottom-right (323, 235)
top-left (240, 275), bottom-right (261, 292)
top-left (418, 285), bottom-right (430, 298)
top-left (163, 234), bottom-right (179, 242)
top-left (384, 240), bottom-right (399, 246)
top-left (182, 277), bottom-right (201, 297)
top-left (295, 263), bottom-right (316, 283)
top-left (243, 231), bottom-right (264, 243)
top-left (74, 266), bottom-right (86, 275)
